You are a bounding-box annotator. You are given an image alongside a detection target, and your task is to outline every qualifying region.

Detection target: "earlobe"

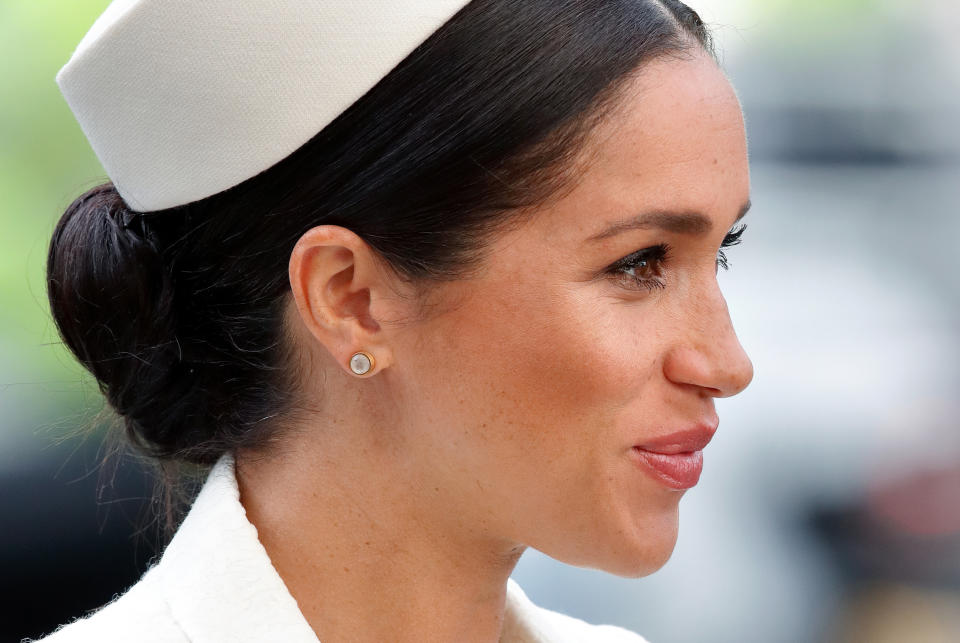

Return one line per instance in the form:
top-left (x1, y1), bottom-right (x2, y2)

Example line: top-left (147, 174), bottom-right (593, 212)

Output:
top-left (288, 225), bottom-right (394, 377)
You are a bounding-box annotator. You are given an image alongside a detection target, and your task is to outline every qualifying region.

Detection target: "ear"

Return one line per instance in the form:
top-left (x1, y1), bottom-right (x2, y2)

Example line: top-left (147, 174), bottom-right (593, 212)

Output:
top-left (288, 225), bottom-right (408, 378)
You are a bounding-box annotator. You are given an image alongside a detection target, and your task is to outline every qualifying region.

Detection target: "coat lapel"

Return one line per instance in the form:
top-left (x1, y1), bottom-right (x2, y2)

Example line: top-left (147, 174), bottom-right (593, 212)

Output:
top-left (153, 452), bottom-right (320, 643)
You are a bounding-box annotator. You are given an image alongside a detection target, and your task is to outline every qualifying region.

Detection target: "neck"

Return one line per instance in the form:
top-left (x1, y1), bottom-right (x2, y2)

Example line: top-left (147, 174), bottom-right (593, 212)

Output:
top-left (235, 424), bottom-right (526, 643)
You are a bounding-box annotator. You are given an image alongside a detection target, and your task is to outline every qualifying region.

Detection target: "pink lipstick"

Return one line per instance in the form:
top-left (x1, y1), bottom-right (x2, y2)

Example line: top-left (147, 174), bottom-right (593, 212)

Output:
top-left (630, 423), bottom-right (716, 490)
top-left (630, 447), bottom-right (704, 489)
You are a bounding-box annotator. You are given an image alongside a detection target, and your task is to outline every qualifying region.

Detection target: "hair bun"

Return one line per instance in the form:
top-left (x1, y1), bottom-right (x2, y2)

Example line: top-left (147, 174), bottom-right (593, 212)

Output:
top-left (47, 182), bottom-right (197, 457)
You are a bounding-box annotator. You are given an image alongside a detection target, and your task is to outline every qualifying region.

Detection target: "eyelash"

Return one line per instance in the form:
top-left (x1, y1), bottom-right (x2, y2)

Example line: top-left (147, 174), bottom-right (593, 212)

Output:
top-left (608, 223), bottom-right (748, 292)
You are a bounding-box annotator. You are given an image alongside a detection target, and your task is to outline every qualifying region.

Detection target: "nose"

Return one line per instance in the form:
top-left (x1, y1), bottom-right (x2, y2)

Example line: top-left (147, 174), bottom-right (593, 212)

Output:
top-left (662, 282), bottom-right (754, 398)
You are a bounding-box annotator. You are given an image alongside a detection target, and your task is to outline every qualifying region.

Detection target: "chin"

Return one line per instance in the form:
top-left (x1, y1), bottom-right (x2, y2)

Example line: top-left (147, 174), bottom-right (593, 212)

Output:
top-left (549, 508), bottom-right (680, 578)
top-left (611, 543), bottom-right (677, 578)
top-left (602, 508), bottom-right (681, 578)
top-left (595, 539), bottom-right (676, 579)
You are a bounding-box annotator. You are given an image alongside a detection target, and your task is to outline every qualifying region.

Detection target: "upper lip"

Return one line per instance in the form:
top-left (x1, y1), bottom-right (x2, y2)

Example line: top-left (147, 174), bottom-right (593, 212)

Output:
top-left (634, 420), bottom-right (719, 455)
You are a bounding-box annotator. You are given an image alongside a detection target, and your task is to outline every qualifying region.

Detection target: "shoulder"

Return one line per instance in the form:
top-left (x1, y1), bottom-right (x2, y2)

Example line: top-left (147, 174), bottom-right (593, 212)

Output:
top-left (504, 577), bottom-right (650, 643)
top-left (25, 567), bottom-right (188, 643)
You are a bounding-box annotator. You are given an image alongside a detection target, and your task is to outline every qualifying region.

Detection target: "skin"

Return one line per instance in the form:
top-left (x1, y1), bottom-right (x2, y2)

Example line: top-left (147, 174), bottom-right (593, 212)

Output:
top-left (236, 48), bottom-right (754, 643)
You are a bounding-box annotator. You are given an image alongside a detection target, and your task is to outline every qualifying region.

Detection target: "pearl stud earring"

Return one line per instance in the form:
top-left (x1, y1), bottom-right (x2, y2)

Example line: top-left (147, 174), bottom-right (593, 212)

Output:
top-left (349, 351), bottom-right (375, 375)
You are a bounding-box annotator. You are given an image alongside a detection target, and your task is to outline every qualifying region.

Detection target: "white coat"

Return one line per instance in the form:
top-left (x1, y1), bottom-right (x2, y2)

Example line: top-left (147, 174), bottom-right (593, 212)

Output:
top-left (29, 452), bottom-right (649, 642)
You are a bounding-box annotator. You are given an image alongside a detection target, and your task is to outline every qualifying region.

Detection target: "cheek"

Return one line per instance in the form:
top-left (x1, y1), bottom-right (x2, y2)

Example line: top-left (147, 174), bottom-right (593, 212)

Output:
top-left (403, 276), bottom-right (681, 563)
top-left (441, 281), bottom-right (664, 460)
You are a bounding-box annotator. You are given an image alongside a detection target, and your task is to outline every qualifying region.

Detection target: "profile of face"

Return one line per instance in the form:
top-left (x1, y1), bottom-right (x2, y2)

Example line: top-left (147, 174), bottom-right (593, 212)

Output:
top-left (288, 49), bottom-right (753, 578)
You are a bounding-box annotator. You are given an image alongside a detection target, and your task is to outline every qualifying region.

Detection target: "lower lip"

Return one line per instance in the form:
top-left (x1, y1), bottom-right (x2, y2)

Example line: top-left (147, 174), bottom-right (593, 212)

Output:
top-left (630, 447), bottom-right (704, 490)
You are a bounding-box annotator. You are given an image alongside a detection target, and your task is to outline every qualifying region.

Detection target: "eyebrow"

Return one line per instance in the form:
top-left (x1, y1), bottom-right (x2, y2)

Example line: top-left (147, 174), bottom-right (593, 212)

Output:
top-left (586, 200), bottom-right (752, 242)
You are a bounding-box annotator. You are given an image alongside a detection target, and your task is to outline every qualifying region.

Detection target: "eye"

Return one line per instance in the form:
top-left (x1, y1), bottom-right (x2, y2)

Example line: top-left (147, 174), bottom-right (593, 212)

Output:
top-left (607, 244), bottom-right (670, 292)
top-left (716, 223), bottom-right (747, 272)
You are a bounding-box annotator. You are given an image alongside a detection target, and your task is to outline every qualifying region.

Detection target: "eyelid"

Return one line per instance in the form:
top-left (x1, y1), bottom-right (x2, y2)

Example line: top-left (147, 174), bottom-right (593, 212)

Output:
top-left (604, 243), bottom-right (670, 293)
top-left (609, 244), bottom-right (667, 271)
top-left (604, 222), bottom-right (748, 289)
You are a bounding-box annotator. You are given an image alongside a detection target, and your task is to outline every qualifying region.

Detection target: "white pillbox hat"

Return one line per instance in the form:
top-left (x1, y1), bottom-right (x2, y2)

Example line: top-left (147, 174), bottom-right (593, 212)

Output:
top-left (56, 0), bottom-right (473, 212)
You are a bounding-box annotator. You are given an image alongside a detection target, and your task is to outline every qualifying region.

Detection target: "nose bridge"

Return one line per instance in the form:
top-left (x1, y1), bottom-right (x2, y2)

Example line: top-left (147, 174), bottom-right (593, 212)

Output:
top-left (666, 276), bottom-right (753, 398)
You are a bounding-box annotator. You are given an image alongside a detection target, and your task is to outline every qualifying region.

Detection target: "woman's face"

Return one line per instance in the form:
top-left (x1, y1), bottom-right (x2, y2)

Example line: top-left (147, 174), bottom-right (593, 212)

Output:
top-left (389, 50), bottom-right (753, 576)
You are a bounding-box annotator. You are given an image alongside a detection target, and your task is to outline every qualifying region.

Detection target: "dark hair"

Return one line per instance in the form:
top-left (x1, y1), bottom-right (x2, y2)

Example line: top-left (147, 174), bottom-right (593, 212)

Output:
top-left (47, 0), bottom-right (714, 538)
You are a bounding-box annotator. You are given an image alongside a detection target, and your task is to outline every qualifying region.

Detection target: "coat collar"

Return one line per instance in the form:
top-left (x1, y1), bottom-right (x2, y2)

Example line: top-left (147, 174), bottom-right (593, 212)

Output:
top-left (149, 451), bottom-right (554, 642)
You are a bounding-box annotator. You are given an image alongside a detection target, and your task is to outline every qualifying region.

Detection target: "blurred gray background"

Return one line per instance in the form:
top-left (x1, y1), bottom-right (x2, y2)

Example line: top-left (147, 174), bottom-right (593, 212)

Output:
top-left (2, 1), bottom-right (958, 641)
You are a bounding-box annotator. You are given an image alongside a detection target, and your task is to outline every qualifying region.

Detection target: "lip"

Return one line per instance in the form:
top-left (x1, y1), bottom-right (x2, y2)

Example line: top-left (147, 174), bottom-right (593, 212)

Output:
top-left (633, 422), bottom-right (718, 455)
top-left (630, 448), bottom-right (704, 490)
top-left (630, 421), bottom-right (718, 490)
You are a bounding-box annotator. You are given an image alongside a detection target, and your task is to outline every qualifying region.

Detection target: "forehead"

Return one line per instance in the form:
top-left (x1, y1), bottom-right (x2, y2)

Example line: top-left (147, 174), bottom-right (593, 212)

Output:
top-left (547, 50), bottom-right (750, 238)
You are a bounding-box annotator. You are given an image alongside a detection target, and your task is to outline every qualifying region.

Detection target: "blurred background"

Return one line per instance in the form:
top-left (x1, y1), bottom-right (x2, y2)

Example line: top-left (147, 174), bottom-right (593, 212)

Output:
top-left (1, 1), bottom-right (957, 641)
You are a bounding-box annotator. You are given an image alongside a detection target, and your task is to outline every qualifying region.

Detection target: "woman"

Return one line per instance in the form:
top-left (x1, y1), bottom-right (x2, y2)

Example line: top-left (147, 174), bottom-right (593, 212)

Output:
top-left (37, 0), bottom-right (753, 641)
